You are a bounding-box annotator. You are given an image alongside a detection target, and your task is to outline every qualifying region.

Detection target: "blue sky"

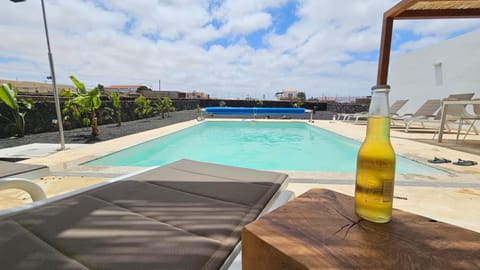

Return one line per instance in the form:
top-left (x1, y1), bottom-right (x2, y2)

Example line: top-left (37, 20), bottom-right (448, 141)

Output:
top-left (1, 0), bottom-right (480, 99)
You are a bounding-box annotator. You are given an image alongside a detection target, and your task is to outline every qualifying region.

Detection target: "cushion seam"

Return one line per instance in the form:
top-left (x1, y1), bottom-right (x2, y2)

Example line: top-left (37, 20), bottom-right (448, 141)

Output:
top-left (142, 181), bottom-right (254, 208)
top-left (85, 194), bottom-right (222, 245)
top-left (167, 165), bottom-right (286, 187)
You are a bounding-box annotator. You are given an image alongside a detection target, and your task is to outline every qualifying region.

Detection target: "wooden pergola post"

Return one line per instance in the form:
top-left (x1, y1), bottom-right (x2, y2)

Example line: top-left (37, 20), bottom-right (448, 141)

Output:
top-left (375, 0), bottom-right (480, 86)
top-left (376, 17), bottom-right (394, 85)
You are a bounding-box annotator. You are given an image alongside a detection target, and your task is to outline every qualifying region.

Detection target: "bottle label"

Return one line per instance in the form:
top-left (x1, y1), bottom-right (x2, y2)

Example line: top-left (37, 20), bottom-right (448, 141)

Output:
top-left (355, 179), bottom-right (394, 203)
top-left (383, 180), bottom-right (394, 202)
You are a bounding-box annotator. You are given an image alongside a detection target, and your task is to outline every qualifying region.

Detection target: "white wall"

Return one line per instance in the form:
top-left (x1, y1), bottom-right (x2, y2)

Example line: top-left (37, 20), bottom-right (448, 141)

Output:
top-left (388, 29), bottom-right (480, 116)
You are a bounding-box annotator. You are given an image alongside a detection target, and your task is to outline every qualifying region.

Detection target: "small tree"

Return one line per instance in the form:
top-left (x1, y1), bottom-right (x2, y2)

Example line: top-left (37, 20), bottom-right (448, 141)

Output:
top-left (154, 96), bottom-right (175, 119)
top-left (0, 83), bottom-right (32, 137)
top-left (163, 96), bottom-right (175, 117)
top-left (136, 85), bottom-right (151, 93)
top-left (134, 95), bottom-right (153, 119)
top-left (109, 91), bottom-right (122, 126)
top-left (61, 88), bottom-right (90, 129)
top-left (297, 92), bottom-right (306, 100)
top-left (153, 97), bottom-right (165, 118)
top-left (293, 101), bottom-right (304, 108)
top-left (65, 76), bottom-right (102, 136)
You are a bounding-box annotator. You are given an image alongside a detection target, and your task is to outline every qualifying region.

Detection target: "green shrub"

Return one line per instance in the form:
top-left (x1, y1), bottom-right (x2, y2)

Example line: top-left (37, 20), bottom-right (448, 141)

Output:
top-left (134, 95), bottom-right (153, 119)
top-left (0, 83), bottom-right (32, 137)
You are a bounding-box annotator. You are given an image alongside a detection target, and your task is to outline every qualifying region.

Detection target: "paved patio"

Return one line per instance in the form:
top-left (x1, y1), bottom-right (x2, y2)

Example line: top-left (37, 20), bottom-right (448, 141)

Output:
top-left (2, 119), bottom-right (479, 233)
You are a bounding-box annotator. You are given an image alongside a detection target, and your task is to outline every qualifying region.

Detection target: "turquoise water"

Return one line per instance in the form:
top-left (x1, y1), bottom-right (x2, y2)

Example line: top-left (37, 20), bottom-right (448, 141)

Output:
top-left (86, 121), bottom-right (444, 174)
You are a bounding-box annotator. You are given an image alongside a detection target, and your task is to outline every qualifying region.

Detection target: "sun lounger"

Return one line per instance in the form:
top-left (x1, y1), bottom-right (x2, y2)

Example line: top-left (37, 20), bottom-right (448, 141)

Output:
top-left (0, 160), bottom-right (49, 180)
top-left (0, 161), bottom-right (49, 201)
top-left (388, 99), bottom-right (409, 117)
top-left (0, 159), bottom-right (289, 270)
top-left (336, 111), bottom-right (367, 122)
top-left (403, 93), bottom-right (475, 134)
top-left (391, 99), bottom-right (441, 129)
top-left (458, 99), bottom-right (480, 142)
top-left (342, 99), bottom-right (408, 122)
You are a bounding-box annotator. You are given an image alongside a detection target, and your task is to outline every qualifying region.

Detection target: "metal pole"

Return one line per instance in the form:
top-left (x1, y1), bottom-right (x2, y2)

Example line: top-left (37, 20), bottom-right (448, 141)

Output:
top-left (41, 0), bottom-right (65, 150)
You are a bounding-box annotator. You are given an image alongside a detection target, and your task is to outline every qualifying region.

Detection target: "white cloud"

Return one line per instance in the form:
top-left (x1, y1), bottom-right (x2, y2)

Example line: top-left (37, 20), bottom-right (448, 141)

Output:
top-left (221, 12), bottom-right (272, 35)
top-left (395, 19), bottom-right (480, 37)
top-left (1, 0), bottom-right (479, 98)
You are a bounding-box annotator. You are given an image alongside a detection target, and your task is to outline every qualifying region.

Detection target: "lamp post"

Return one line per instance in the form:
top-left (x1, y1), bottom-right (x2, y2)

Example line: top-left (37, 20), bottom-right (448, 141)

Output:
top-left (10, 0), bottom-right (65, 150)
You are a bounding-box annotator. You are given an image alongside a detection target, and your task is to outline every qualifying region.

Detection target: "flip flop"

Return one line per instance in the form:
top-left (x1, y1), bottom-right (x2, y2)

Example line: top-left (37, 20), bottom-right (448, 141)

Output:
top-left (428, 157), bottom-right (451, 164)
top-left (453, 159), bottom-right (478, 166)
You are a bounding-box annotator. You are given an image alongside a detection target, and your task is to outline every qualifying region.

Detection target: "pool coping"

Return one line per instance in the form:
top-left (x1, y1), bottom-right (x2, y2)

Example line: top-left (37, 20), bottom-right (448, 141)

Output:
top-left (15, 118), bottom-right (480, 233)
top-left (19, 118), bottom-right (480, 182)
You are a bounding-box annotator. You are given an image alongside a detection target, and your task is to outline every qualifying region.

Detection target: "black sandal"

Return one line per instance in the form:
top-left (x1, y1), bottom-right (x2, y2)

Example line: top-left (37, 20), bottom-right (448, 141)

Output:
top-left (428, 157), bottom-right (451, 164)
top-left (453, 159), bottom-right (478, 166)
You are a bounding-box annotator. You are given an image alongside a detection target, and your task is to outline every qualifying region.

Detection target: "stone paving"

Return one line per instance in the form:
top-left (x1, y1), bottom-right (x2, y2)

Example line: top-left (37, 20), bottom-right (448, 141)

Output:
top-left (1, 118), bottom-right (479, 233)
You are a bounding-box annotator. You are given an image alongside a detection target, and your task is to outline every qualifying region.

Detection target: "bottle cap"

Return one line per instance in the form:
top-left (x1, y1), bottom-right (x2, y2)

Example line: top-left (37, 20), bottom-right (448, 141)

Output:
top-left (371, 84), bottom-right (390, 94)
top-left (371, 84), bottom-right (390, 90)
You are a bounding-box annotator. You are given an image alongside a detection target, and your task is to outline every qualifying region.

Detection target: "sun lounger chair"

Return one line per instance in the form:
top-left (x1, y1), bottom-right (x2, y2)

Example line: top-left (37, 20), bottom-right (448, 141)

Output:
top-left (403, 93), bottom-right (475, 134)
top-left (342, 99), bottom-right (408, 122)
top-left (391, 99), bottom-right (441, 129)
top-left (388, 99), bottom-right (409, 117)
top-left (0, 161), bottom-right (49, 201)
top-left (337, 112), bottom-right (363, 121)
top-left (0, 159), bottom-right (290, 270)
top-left (346, 112), bottom-right (369, 122)
top-left (455, 99), bottom-right (480, 142)
top-left (0, 160), bottom-right (49, 180)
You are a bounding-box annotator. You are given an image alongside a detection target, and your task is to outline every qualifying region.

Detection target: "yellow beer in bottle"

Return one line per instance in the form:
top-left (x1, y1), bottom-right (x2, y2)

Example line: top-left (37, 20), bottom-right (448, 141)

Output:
top-left (355, 85), bottom-right (396, 223)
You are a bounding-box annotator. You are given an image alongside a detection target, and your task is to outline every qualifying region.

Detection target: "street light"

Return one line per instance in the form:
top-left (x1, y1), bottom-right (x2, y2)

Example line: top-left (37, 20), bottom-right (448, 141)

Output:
top-left (10, 0), bottom-right (65, 150)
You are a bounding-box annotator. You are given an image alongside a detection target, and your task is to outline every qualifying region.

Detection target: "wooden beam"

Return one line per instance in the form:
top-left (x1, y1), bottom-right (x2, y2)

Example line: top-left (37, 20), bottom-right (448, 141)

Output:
top-left (384, 0), bottom-right (420, 18)
top-left (395, 8), bottom-right (480, 19)
top-left (376, 16), bottom-right (394, 85)
top-left (377, 0), bottom-right (416, 86)
top-left (376, 0), bottom-right (480, 86)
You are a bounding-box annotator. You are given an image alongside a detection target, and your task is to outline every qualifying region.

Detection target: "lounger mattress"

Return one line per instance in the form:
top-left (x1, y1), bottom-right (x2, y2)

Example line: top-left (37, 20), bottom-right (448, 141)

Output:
top-left (0, 159), bottom-right (287, 270)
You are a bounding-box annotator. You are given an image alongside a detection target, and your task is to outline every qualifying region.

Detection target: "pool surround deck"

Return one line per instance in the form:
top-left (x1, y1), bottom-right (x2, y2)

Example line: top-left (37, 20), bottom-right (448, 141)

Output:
top-left (8, 118), bottom-right (480, 233)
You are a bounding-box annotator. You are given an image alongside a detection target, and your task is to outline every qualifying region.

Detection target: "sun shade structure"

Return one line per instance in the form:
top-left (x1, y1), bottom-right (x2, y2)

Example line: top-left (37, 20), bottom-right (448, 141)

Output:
top-left (377, 0), bottom-right (480, 85)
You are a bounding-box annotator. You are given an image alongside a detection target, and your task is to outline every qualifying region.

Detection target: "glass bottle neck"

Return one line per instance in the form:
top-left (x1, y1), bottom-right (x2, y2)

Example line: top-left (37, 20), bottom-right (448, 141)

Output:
top-left (365, 88), bottom-right (391, 141)
top-left (369, 89), bottom-right (390, 117)
top-left (365, 117), bottom-right (391, 141)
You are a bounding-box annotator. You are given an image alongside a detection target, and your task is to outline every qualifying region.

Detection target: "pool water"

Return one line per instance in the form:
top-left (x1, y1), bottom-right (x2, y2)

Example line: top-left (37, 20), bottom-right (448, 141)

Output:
top-left (86, 121), bottom-right (444, 174)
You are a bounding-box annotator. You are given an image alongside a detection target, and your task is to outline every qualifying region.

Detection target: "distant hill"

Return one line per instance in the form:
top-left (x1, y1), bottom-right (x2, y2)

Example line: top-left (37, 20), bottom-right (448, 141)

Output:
top-left (0, 79), bottom-right (74, 94)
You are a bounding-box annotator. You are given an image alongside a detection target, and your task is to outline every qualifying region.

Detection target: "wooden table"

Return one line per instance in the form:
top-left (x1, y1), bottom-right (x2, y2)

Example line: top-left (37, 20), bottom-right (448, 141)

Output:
top-left (242, 189), bottom-right (480, 269)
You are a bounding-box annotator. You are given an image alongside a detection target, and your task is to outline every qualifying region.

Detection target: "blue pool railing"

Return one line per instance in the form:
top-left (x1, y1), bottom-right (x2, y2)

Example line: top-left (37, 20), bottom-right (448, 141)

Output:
top-left (201, 107), bottom-right (313, 121)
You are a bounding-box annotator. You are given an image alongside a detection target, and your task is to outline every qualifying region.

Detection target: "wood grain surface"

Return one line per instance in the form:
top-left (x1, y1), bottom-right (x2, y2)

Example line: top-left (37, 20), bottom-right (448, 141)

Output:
top-left (242, 188), bottom-right (480, 270)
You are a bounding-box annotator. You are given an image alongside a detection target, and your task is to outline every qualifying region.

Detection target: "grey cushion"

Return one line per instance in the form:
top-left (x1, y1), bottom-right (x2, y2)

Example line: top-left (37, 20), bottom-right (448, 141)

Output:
top-left (0, 161), bottom-right (47, 179)
top-left (0, 159), bottom-right (288, 270)
top-left (0, 220), bottom-right (89, 270)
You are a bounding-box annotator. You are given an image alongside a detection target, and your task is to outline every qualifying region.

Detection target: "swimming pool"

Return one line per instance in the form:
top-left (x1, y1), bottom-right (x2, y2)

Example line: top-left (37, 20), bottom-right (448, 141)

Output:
top-left (86, 121), bottom-right (444, 174)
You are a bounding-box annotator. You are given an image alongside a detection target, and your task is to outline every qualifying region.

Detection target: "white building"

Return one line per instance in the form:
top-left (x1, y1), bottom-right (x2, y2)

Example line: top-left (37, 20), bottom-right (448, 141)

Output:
top-left (388, 29), bottom-right (480, 115)
top-left (104, 85), bottom-right (143, 93)
top-left (275, 88), bottom-right (299, 100)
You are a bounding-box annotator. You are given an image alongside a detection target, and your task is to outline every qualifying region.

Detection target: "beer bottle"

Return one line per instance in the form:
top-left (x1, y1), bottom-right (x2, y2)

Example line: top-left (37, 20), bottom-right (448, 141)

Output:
top-left (354, 85), bottom-right (396, 223)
